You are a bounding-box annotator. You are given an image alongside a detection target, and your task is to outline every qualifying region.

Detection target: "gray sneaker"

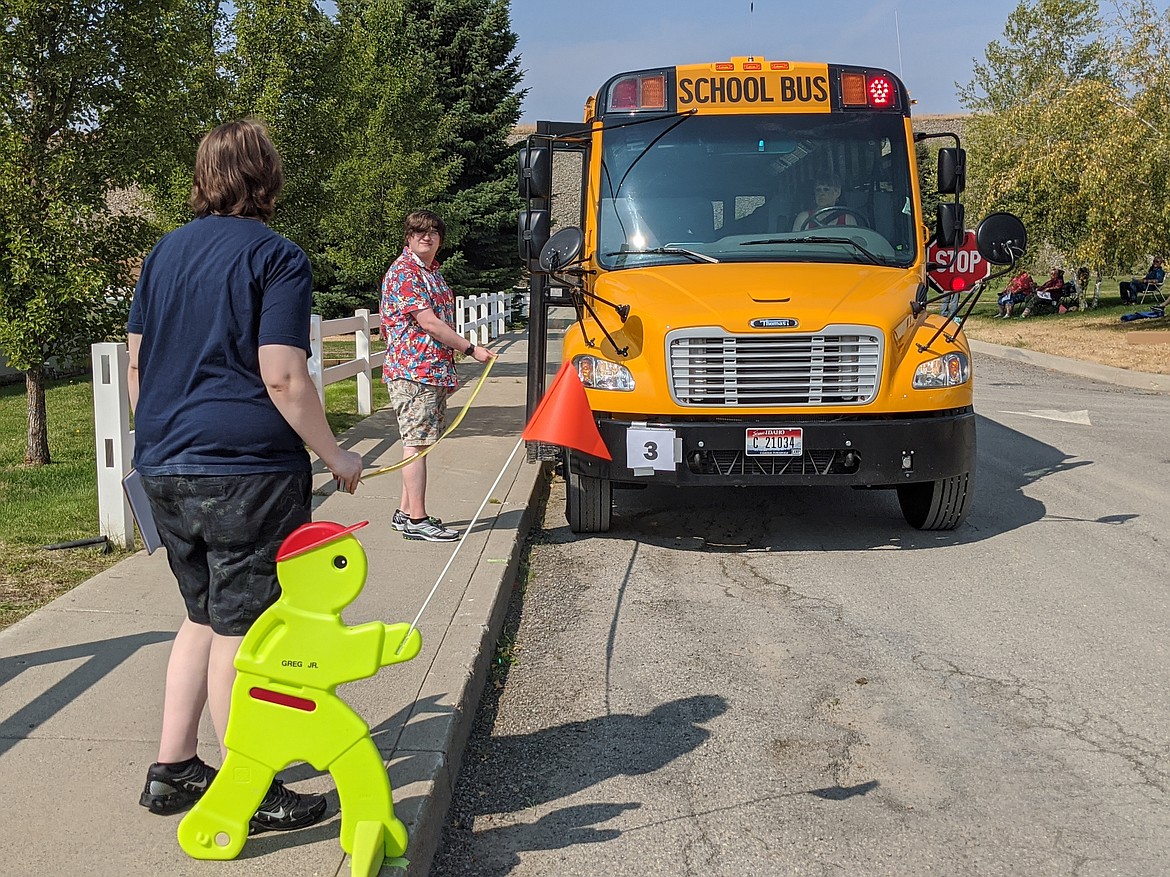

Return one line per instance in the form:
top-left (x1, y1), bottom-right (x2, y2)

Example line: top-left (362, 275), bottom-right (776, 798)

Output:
top-left (403, 517), bottom-right (459, 542)
top-left (392, 509), bottom-right (443, 532)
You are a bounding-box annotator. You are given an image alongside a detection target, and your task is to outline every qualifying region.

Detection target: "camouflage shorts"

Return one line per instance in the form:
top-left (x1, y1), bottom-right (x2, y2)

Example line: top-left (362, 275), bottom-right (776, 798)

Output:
top-left (387, 379), bottom-right (450, 446)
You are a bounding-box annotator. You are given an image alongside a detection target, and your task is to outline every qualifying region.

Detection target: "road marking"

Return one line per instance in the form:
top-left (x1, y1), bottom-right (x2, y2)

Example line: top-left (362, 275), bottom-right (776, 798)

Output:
top-left (1001, 409), bottom-right (1092, 425)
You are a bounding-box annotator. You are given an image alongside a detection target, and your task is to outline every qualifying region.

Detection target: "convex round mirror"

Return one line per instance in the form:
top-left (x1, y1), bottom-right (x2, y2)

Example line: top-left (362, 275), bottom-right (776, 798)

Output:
top-left (975, 212), bottom-right (1027, 265)
top-left (538, 227), bottom-right (584, 272)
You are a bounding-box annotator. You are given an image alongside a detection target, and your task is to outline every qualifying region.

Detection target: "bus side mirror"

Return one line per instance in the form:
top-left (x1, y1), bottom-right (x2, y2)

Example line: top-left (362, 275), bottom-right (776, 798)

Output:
top-left (975, 212), bottom-right (1027, 265)
top-left (518, 210), bottom-right (550, 264)
top-left (937, 147), bottom-right (965, 194)
top-left (935, 203), bottom-right (965, 247)
top-left (518, 146), bottom-right (551, 200)
top-left (538, 227), bottom-right (584, 272)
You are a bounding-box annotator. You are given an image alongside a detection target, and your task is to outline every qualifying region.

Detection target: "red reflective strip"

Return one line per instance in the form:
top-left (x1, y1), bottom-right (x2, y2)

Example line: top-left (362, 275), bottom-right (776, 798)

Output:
top-left (250, 687), bottom-right (317, 712)
top-left (714, 63), bottom-right (734, 71)
top-left (742, 62), bottom-right (762, 70)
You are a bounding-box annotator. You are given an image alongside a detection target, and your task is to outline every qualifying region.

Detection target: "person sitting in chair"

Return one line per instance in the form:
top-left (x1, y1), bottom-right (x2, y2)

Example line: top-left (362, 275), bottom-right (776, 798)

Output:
top-left (1119, 257), bottom-right (1163, 304)
top-left (997, 271), bottom-right (1035, 318)
top-left (792, 175), bottom-right (860, 231)
top-left (1019, 268), bottom-right (1067, 318)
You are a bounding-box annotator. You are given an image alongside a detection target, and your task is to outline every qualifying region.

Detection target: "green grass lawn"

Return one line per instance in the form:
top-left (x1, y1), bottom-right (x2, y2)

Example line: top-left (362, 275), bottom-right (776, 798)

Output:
top-left (0, 346), bottom-right (390, 630)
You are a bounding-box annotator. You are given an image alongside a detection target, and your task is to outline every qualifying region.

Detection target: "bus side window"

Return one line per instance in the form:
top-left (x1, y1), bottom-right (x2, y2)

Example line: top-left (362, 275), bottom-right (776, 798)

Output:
top-left (870, 190), bottom-right (898, 243)
top-left (732, 195), bottom-right (789, 235)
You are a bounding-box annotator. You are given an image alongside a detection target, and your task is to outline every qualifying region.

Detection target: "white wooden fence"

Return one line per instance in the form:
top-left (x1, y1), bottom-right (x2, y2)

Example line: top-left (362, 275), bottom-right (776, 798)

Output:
top-left (92, 292), bottom-right (516, 549)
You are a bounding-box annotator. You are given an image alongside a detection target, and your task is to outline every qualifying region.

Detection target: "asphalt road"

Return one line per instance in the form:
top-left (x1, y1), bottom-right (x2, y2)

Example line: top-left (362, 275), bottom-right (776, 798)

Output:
top-left (432, 355), bottom-right (1170, 877)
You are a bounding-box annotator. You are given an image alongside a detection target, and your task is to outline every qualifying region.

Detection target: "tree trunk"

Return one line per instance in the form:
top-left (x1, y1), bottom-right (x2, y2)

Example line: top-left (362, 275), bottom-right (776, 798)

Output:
top-left (25, 363), bottom-right (51, 466)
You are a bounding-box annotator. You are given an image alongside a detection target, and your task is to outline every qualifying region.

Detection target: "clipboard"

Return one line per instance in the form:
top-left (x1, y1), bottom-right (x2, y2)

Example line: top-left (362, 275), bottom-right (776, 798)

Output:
top-left (122, 468), bottom-right (163, 554)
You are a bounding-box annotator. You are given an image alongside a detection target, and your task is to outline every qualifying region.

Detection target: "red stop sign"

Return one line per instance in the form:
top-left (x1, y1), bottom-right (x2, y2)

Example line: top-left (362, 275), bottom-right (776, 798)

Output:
top-left (927, 231), bottom-right (990, 292)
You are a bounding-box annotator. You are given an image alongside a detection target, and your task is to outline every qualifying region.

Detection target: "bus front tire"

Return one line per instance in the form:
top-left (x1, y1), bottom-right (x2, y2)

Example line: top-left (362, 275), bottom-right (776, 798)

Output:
top-left (896, 473), bottom-right (972, 531)
top-left (566, 457), bottom-right (612, 534)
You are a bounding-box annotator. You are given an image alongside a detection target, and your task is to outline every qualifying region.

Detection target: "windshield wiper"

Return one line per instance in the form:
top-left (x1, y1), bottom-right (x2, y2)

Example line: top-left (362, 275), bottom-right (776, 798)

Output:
top-left (604, 246), bottom-right (719, 264)
top-left (739, 235), bottom-right (886, 265)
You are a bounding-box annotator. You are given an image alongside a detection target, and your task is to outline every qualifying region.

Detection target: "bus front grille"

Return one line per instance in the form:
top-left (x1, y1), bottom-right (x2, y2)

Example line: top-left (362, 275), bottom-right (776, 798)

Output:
top-left (667, 327), bottom-right (882, 407)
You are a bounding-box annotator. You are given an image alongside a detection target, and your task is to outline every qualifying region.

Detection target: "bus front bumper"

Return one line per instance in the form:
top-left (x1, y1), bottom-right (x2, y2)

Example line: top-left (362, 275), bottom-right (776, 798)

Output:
top-left (566, 409), bottom-right (976, 487)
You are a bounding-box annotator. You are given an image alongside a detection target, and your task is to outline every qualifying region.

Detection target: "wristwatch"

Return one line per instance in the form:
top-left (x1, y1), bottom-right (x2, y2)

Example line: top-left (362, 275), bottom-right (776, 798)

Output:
top-left (464, 342), bottom-right (476, 356)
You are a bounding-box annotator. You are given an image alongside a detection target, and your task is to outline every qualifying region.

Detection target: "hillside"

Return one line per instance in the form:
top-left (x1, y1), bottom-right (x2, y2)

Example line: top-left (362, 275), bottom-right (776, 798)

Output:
top-left (912, 114), bottom-right (968, 139)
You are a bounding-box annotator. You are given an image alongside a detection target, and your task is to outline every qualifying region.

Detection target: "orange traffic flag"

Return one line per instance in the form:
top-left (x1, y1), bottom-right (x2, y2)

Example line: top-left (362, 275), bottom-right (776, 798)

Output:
top-left (522, 360), bottom-right (612, 460)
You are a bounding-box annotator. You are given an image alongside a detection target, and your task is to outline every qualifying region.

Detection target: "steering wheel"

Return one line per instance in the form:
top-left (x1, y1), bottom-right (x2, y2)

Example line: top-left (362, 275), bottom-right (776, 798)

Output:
top-left (800, 206), bottom-right (869, 231)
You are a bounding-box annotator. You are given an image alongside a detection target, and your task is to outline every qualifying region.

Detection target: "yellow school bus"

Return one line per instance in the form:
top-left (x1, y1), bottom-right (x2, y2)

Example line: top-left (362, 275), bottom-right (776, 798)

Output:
top-left (519, 58), bottom-right (1024, 533)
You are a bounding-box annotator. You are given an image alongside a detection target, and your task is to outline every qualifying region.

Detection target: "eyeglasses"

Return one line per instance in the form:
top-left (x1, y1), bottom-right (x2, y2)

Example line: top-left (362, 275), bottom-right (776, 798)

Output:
top-left (412, 229), bottom-right (439, 239)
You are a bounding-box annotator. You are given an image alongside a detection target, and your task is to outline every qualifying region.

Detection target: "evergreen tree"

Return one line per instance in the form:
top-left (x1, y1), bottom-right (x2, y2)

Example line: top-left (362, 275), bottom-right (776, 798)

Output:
top-left (0, 0), bottom-right (215, 464)
top-left (319, 0), bottom-right (456, 317)
top-left (395, 0), bottom-right (526, 297)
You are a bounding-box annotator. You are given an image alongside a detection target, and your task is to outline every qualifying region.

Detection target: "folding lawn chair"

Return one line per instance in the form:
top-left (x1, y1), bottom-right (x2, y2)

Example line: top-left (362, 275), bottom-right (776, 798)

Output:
top-left (1138, 278), bottom-right (1167, 306)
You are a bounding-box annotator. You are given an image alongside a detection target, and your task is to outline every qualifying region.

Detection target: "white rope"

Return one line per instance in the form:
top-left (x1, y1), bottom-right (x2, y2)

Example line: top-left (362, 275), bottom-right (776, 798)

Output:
top-left (398, 436), bottom-right (527, 652)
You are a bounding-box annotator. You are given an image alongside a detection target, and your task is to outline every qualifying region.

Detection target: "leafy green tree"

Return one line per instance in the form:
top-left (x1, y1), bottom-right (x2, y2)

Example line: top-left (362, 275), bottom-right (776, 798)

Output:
top-left (958, 0), bottom-right (1110, 114)
top-left (141, 3), bottom-right (230, 231)
top-left (225, 0), bottom-right (347, 286)
top-left (394, 0), bottom-right (525, 298)
top-left (957, 0), bottom-right (1170, 274)
top-left (0, 0), bottom-right (214, 464)
top-left (1111, 0), bottom-right (1170, 262)
top-left (965, 79), bottom-right (1149, 272)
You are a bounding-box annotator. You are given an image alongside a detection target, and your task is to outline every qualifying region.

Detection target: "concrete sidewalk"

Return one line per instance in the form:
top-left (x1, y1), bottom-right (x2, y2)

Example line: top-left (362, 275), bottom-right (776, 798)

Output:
top-left (0, 330), bottom-right (547, 877)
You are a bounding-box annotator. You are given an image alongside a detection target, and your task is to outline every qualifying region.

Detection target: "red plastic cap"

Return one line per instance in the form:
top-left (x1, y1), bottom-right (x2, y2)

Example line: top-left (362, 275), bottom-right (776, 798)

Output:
top-left (276, 520), bottom-right (368, 562)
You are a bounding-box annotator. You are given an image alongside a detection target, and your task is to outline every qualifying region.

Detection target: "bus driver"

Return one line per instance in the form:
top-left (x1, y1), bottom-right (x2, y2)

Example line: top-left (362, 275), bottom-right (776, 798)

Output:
top-left (792, 174), bottom-right (859, 231)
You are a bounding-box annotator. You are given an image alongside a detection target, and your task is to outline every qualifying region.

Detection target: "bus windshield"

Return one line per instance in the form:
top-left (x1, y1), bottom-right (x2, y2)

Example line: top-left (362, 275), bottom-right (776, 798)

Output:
top-left (598, 112), bottom-right (917, 270)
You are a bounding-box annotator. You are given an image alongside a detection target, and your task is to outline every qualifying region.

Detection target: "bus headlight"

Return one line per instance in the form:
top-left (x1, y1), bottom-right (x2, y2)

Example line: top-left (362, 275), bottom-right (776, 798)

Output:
top-left (574, 355), bottom-right (635, 391)
top-left (912, 352), bottom-right (969, 388)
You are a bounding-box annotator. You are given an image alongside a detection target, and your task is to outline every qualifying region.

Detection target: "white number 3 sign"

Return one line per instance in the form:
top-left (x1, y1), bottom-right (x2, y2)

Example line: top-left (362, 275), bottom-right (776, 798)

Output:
top-left (625, 426), bottom-right (677, 472)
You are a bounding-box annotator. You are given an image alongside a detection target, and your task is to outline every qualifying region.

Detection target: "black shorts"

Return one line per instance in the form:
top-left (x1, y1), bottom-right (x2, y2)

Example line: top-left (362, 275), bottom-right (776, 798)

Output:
top-left (140, 472), bottom-right (311, 636)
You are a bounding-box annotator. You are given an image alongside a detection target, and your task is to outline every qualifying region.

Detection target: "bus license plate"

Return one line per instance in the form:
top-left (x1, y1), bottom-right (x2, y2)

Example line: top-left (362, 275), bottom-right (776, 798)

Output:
top-left (745, 427), bottom-right (802, 457)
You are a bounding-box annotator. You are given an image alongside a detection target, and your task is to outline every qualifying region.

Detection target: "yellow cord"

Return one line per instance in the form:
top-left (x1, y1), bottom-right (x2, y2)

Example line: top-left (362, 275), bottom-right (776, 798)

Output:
top-left (361, 356), bottom-right (497, 480)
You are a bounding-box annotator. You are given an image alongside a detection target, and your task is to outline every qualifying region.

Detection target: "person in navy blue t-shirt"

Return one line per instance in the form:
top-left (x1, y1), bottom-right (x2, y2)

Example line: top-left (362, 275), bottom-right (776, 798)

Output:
top-left (127, 119), bottom-right (362, 833)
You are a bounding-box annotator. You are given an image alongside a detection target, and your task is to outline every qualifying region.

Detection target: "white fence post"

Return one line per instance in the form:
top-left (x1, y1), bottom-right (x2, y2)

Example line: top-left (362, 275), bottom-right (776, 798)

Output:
top-left (356, 308), bottom-right (373, 416)
top-left (477, 294), bottom-right (489, 345)
top-left (91, 342), bottom-right (135, 550)
top-left (455, 296), bottom-right (466, 339)
top-left (494, 293), bottom-right (505, 337)
top-left (308, 313), bottom-right (325, 405)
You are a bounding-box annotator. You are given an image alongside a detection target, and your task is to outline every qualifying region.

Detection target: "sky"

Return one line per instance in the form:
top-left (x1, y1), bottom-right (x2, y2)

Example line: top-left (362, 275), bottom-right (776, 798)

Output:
top-left (509, 0), bottom-right (1026, 123)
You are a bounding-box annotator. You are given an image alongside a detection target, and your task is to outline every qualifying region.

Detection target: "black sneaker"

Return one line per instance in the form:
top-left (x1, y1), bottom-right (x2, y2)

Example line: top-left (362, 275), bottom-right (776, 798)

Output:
top-left (140, 756), bottom-right (218, 815)
top-left (248, 779), bottom-right (328, 834)
top-left (391, 509), bottom-right (443, 531)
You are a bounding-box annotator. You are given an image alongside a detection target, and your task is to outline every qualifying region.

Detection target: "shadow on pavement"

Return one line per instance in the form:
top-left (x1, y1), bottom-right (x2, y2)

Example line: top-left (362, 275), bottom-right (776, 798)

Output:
top-left (0, 631), bottom-right (173, 760)
top-left (539, 413), bottom-right (1122, 551)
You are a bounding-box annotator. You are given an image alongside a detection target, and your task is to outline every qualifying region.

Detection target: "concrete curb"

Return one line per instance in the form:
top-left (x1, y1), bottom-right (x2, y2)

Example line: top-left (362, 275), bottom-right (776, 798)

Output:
top-left (398, 460), bottom-right (550, 877)
top-left (969, 339), bottom-right (1170, 394)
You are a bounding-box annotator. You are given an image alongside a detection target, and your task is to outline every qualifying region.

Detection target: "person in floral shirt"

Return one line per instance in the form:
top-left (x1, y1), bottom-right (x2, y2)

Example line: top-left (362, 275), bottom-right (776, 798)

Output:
top-left (381, 210), bottom-right (495, 541)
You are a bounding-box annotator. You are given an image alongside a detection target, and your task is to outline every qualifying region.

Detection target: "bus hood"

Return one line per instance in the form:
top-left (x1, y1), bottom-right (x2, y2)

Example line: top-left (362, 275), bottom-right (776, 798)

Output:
top-left (591, 262), bottom-right (922, 334)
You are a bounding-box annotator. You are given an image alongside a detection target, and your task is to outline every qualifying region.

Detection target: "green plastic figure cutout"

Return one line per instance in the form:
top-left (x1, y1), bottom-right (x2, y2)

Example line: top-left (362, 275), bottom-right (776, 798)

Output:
top-left (177, 520), bottom-right (422, 877)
